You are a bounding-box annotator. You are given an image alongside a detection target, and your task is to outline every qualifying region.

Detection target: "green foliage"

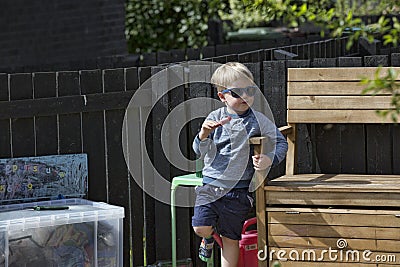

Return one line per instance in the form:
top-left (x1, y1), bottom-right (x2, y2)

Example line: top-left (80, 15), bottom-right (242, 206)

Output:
top-left (247, 0), bottom-right (400, 49)
top-left (247, 0), bottom-right (335, 27)
top-left (361, 67), bottom-right (400, 122)
top-left (218, 0), bottom-right (269, 29)
top-left (125, 0), bottom-right (225, 54)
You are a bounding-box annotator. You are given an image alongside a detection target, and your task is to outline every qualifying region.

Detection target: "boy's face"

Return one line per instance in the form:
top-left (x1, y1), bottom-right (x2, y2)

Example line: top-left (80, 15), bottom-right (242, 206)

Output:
top-left (218, 78), bottom-right (255, 115)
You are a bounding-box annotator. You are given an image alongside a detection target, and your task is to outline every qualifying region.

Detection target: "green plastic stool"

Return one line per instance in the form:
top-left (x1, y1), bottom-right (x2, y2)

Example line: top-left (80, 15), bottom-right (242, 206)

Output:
top-left (171, 164), bottom-right (214, 267)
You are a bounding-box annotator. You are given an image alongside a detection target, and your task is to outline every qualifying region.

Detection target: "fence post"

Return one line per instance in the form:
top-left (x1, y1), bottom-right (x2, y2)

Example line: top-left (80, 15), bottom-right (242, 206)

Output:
top-left (10, 73), bottom-right (35, 157)
top-left (34, 72), bottom-right (58, 156)
top-left (337, 57), bottom-right (366, 173)
top-left (0, 74), bottom-right (11, 157)
top-left (364, 55), bottom-right (392, 174)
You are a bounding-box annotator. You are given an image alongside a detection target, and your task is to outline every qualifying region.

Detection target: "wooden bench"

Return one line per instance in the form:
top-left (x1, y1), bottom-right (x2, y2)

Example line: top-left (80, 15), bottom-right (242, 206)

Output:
top-left (255, 67), bottom-right (400, 267)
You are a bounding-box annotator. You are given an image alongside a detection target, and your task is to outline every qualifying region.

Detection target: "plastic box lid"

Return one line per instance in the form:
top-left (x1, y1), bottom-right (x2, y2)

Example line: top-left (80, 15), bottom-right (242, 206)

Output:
top-left (0, 198), bottom-right (124, 232)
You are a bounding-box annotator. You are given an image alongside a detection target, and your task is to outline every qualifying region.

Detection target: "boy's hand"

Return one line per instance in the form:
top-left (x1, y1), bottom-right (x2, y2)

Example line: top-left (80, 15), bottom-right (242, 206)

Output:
top-left (252, 154), bottom-right (272, 171)
top-left (198, 120), bottom-right (221, 140)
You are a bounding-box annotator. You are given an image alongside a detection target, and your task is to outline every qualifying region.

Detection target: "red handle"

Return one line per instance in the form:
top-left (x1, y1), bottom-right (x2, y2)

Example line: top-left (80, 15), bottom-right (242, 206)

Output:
top-left (242, 217), bottom-right (257, 234)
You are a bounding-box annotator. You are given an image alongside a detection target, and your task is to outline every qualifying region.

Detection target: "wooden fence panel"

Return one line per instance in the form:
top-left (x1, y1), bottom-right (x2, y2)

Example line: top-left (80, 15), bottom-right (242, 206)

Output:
top-left (149, 66), bottom-right (171, 262)
top-left (137, 66), bottom-right (157, 265)
top-left (311, 58), bottom-right (345, 174)
top-left (9, 73), bottom-right (35, 157)
top-left (364, 56), bottom-right (393, 174)
top-left (366, 124), bottom-right (393, 174)
top-left (263, 61), bottom-right (286, 127)
top-left (201, 46), bottom-right (216, 59)
top-left (187, 63), bottom-right (215, 266)
top-left (168, 65), bottom-right (193, 261)
top-left (80, 69), bottom-right (108, 202)
top-left (124, 66), bottom-right (145, 267)
top-left (187, 48), bottom-right (201, 61)
top-left (57, 71), bottom-right (82, 154)
top-left (103, 68), bottom-right (133, 265)
top-left (0, 74), bottom-right (10, 158)
top-left (394, 126), bottom-right (400, 174)
top-left (336, 58), bottom-right (366, 174)
top-left (33, 72), bottom-right (58, 156)
top-left (262, 60), bottom-right (288, 179)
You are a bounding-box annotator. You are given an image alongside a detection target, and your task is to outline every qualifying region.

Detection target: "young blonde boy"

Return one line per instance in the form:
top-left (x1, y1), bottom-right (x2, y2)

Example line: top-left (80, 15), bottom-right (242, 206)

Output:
top-left (192, 62), bottom-right (288, 266)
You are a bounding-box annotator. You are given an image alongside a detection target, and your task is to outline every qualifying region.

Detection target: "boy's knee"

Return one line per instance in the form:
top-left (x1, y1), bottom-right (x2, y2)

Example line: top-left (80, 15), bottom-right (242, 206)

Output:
top-left (193, 226), bottom-right (213, 237)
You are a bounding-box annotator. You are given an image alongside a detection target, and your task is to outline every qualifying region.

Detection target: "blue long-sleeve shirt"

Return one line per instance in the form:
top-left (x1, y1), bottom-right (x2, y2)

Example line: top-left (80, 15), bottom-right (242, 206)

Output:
top-left (193, 107), bottom-right (288, 189)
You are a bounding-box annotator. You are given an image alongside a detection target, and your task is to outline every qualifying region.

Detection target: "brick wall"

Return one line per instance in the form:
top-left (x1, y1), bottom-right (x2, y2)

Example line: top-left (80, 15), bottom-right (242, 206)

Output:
top-left (0, 0), bottom-right (127, 72)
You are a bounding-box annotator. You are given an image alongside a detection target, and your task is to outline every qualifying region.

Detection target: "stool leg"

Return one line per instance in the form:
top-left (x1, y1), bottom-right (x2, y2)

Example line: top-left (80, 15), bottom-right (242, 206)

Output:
top-left (171, 187), bottom-right (177, 267)
top-left (208, 251), bottom-right (214, 267)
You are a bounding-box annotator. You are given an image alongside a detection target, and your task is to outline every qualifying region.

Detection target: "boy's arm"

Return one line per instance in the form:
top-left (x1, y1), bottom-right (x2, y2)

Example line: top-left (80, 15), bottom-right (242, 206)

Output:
top-left (192, 134), bottom-right (211, 156)
top-left (259, 123), bottom-right (288, 167)
top-left (253, 128), bottom-right (287, 170)
top-left (192, 116), bottom-right (221, 156)
top-left (252, 154), bottom-right (272, 171)
top-left (272, 127), bottom-right (288, 166)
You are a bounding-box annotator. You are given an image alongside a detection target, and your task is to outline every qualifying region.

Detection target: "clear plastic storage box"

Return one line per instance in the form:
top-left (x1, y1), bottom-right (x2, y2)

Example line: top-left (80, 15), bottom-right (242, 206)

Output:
top-left (0, 198), bottom-right (124, 267)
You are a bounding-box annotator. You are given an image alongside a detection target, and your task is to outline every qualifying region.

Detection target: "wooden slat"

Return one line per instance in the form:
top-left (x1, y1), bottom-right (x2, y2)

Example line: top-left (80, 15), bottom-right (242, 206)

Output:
top-left (254, 140), bottom-right (268, 267)
top-left (367, 125), bottom-right (393, 174)
top-left (288, 96), bottom-right (394, 110)
top-left (288, 67), bottom-right (400, 81)
top-left (268, 183), bottom-right (400, 189)
top-left (278, 125), bottom-right (293, 135)
top-left (80, 70), bottom-right (108, 203)
top-left (103, 68), bottom-right (132, 266)
top-left (269, 236), bottom-right (400, 252)
top-left (285, 124), bottom-right (297, 175)
top-left (0, 90), bottom-right (153, 119)
top-left (58, 71), bottom-right (82, 155)
top-left (10, 73), bottom-right (35, 157)
top-left (288, 81), bottom-right (393, 95)
top-left (269, 173), bottom-right (400, 183)
top-left (268, 206), bottom-right (400, 216)
top-left (269, 223), bottom-right (400, 240)
top-left (266, 190), bottom-right (400, 206)
top-left (34, 72), bottom-right (58, 156)
top-left (0, 74), bottom-right (10, 157)
top-left (339, 124), bottom-right (366, 173)
top-left (287, 110), bottom-right (394, 123)
top-left (249, 136), bottom-right (267, 145)
top-left (267, 208), bottom-right (400, 227)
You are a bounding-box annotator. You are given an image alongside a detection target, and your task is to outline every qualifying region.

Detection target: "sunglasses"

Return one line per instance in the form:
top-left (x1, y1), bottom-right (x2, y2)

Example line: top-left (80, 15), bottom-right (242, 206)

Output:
top-left (221, 85), bottom-right (257, 98)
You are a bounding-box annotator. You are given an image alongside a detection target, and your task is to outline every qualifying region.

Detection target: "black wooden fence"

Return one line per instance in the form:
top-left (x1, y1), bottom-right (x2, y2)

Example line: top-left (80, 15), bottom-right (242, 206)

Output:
top-left (0, 34), bottom-right (339, 74)
top-left (1, 36), bottom-right (400, 267)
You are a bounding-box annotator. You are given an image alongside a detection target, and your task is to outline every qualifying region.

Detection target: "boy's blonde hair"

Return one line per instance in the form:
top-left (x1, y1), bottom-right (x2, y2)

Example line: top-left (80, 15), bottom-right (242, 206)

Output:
top-left (211, 62), bottom-right (254, 92)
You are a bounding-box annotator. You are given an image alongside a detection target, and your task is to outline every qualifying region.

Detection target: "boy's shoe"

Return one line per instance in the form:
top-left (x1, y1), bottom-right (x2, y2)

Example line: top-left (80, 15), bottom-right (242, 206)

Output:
top-left (198, 237), bottom-right (214, 262)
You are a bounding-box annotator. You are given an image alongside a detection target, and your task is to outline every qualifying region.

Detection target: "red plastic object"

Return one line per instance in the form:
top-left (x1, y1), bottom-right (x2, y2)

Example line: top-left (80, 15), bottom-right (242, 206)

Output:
top-left (238, 217), bottom-right (258, 267)
top-left (212, 232), bottom-right (223, 249)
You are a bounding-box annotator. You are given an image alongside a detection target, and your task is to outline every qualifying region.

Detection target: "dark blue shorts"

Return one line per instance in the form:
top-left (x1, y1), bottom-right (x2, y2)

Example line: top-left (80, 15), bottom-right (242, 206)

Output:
top-left (192, 184), bottom-right (253, 240)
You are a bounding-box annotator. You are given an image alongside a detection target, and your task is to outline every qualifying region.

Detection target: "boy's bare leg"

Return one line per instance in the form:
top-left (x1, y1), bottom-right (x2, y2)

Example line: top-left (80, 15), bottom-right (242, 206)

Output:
top-left (221, 236), bottom-right (239, 267)
top-left (193, 226), bottom-right (213, 237)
